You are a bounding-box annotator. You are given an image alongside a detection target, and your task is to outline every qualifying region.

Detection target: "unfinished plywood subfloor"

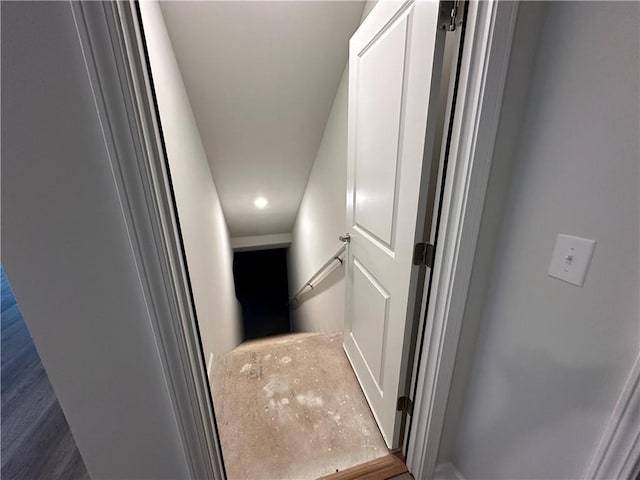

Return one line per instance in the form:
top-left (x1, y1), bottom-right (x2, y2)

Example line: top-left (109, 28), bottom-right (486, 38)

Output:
top-left (213, 332), bottom-right (389, 480)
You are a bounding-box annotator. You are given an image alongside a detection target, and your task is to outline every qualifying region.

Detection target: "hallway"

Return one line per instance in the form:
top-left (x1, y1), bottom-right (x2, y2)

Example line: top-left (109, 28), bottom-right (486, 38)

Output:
top-left (213, 333), bottom-right (388, 479)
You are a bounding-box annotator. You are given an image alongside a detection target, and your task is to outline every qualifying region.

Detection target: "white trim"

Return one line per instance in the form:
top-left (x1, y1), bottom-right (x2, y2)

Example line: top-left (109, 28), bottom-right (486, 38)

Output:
top-left (231, 233), bottom-right (292, 251)
top-left (71, 2), bottom-right (225, 478)
top-left (586, 353), bottom-right (640, 480)
top-left (405, 2), bottom-right (520, 478)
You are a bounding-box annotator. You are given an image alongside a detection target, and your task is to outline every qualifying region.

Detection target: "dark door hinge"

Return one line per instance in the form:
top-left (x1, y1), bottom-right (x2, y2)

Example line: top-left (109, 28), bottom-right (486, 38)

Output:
top-left (397, 395), bottom-right (414, 416)
top-left (440, 1), bottom-right (464, 32)
top-left (413, 242), bottom-right (435, 268)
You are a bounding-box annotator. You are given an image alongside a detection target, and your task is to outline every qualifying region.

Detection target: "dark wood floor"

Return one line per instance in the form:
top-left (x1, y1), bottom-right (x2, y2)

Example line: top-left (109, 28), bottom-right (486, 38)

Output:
top-left (319, 454), bottom-right (408, 480)
top-left (1, 268), bottom-right (90, 480)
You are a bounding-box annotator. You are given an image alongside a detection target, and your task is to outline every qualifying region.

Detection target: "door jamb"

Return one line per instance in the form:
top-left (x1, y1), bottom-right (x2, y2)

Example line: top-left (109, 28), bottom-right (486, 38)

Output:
top-left (405, 1), bottom-right (520, 478)
top-left (71, 2), bottom-right (226, 478)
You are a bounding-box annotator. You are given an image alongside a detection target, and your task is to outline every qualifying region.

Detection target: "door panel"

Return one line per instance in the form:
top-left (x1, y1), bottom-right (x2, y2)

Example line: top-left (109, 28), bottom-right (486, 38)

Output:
top-left (344, 0), bottom-right (444, 448)
top-left (353, 15), bottom-right (407, 248)
top-left (351, 257), bottom-right (390, 391)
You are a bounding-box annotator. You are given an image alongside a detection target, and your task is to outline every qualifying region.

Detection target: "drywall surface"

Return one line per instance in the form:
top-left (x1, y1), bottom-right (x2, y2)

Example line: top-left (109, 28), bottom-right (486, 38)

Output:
top-left (140, 2), bottom-right (241, 359)
top-left (451, 3), bottom-right (640, 479)
top-left (288, 68), bottom-right (349, 333)
top-left (361, 1), bottom-right (377, 22)
top-left (437, 1), bottom-right (548, 464)
top-left (287, 2), bottom-right (375, 334)
top-left (289, 0), bottom-right (376, 333)
top-left (1, 2), bottom-right (189, 478)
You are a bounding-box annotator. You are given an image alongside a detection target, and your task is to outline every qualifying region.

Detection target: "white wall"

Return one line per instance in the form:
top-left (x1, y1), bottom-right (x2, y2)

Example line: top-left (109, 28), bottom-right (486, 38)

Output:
top-left (437, 1), bottom-right (548, 465)
top-left (288, 68), bottom-right (349, 333)
top-left (1, 2), bottom-right (189, 478)
top-left (449, 2), bottom-right (640, 479)
top-left (287, 2), bottom-right (375, 334)
top-left (140, 2), bottom-right (241, 361)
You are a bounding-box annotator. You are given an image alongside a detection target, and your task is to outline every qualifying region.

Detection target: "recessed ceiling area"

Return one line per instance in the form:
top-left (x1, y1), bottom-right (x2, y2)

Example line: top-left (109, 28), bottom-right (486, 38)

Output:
top-left (159, 1), bottom-right (365, 237)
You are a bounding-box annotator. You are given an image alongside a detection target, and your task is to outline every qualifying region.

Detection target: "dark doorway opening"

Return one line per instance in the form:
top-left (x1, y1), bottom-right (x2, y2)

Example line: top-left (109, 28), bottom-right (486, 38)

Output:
top-left (233, 248), bottom-right (291, 342)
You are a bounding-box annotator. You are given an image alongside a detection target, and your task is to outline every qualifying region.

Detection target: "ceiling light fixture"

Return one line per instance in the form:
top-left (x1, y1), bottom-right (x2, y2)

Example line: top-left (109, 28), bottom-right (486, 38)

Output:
top-left (253, 197), bottom-right (268, 209)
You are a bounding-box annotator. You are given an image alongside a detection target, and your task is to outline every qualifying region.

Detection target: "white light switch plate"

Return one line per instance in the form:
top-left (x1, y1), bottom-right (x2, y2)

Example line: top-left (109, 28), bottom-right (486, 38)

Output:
top-left (547, 234), bottom-right (596, 286)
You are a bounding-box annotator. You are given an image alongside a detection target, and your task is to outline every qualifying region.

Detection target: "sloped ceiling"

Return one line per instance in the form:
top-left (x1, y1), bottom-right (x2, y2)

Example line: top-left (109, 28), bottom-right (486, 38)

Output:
top-left (159, 1), bottom-right (365, 237)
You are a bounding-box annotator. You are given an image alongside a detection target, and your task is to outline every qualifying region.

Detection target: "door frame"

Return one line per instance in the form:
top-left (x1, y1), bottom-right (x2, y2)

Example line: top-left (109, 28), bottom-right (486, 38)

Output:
top-left (73, 1), bottom-right (519, 478)
top-left (404, 1), bottom-right (520, 478)
top-left (71, 2), bottom-right (226, 478)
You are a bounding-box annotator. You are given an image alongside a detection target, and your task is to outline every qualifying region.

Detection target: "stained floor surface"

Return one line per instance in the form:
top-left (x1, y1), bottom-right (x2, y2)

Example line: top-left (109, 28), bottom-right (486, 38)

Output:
top-left (213, 332), bottom-right (389, 480)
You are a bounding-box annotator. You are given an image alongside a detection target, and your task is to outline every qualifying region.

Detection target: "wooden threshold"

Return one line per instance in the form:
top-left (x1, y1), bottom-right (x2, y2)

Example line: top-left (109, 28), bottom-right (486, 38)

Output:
top-left (318, 454), bottom-right (408, 480)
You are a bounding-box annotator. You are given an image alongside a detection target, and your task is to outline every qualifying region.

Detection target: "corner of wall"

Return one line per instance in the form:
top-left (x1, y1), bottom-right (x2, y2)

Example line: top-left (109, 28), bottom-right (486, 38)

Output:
top-left (140, 1), bottom-right (241, 358)
top-left (433, 462), bottom-right (465, 480)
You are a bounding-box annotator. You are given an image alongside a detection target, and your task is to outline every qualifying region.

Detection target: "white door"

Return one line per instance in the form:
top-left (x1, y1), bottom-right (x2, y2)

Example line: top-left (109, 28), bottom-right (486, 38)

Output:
top-left (343, 0), bottom-right (446, 448)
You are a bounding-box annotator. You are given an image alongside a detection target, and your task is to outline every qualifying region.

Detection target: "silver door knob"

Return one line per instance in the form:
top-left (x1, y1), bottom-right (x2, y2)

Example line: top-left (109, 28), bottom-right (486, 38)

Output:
top-left (339, 233), bottom-right (351, 243)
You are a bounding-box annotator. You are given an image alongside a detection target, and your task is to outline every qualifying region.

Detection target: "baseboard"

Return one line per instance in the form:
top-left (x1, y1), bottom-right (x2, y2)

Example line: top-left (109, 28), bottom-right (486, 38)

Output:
top-left (207, 352), bottom-right (214, 378)
top-left (585, 352), bottom-right (640, 479)
top-left (433, 462), bottom-right (465, 480)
